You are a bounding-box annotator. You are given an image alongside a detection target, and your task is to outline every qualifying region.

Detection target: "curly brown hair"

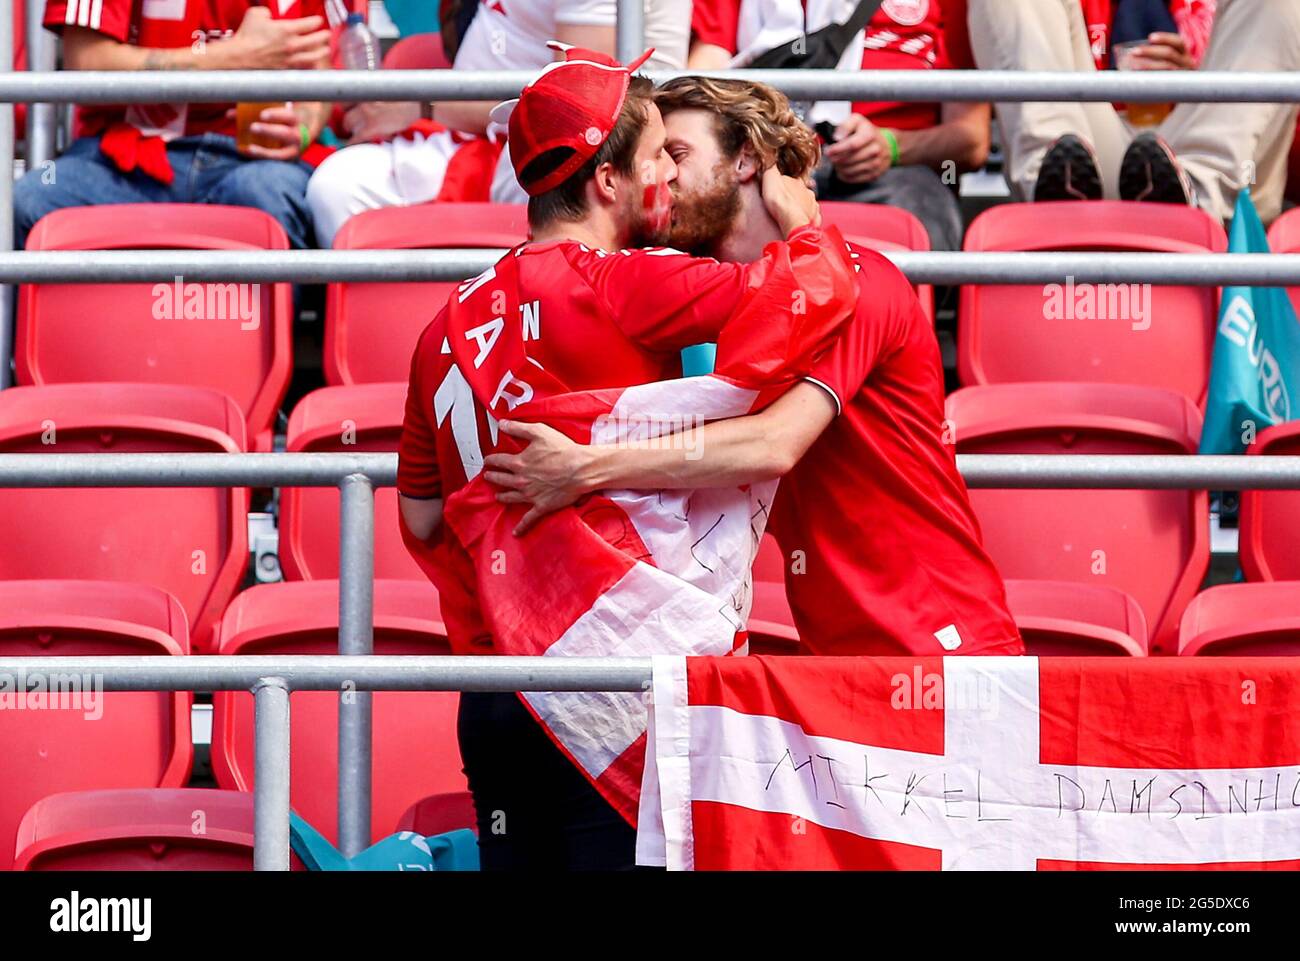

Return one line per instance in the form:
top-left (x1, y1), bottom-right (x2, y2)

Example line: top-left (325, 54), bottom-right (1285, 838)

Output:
top-left (653, 76), bottom-right (821, 180)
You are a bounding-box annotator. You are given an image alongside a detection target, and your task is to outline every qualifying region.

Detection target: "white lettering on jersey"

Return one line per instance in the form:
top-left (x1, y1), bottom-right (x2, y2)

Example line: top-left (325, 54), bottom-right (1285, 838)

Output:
top-left (434, 364), bottom-right (483, 480)
top-left (490, 370), bottom-right (534, 413)
top-left (521, 300), bottom-right (541, 341)
top-left (456, 265), bottom-right (497, 304)
top-left (464, 317), bottom-right (504, 369)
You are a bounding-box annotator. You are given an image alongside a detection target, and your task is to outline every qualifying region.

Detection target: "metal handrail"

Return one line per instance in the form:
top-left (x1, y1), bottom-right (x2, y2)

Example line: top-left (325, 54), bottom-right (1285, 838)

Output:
top-left (3, 452), bottom-right (1300, 489)
top-left (2, 69), bottom-right (1300, 104)
top-left (0, 250), bottom-right (1297, 286)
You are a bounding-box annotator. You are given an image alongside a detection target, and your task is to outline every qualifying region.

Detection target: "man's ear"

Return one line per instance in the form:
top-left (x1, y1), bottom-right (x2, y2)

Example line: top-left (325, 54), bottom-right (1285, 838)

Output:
top-left (735, 146), bottom-right (761, 185)
top-left (589, 161), bottom-right (620, 207)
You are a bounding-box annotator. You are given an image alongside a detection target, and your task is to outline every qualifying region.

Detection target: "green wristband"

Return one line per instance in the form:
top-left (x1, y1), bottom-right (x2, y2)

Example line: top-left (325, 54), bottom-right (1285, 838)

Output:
top-left (881, 128), bottom-right (900, 167)
top-left (299, 122), bottom-right (312, 154)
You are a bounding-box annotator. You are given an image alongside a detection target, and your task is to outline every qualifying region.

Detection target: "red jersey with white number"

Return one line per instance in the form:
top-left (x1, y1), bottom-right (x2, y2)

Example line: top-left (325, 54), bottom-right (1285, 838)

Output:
top-left (398, 240), bottom-right (771, 502)
top-left (44, 0), bottom-right (329, 139)
top-left (399, 239), bottom-right (812, 649)
top-left (767, 242), bottom-right (1023, 656)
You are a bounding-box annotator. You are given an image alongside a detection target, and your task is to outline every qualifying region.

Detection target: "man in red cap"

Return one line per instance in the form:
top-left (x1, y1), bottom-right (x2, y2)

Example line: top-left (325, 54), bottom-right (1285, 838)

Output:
top-left (398, 45), bottom-right (856, 870)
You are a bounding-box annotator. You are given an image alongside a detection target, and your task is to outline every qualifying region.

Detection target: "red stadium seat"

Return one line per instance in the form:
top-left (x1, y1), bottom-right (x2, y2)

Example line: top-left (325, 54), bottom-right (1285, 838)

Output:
top-left (14, 789), bottom-right (305, 870)
top-left (748, 533), bottom-right (799, 654)
top-left (18, 204), bottom-right (294, 451)
top-left (0, 383), bottom-right (250, 653)
top-left (959, 201), bottom-right (1227, 406)
top-left (1003, 579), bottom-right (1147, 656)
top-left (947, 382), bottom-right (1209, 655)
top-left (325, 202), bottom-right (529, 384)
top-left (1265, 206), bottom-right (1300, 328)
top-left (1179, 583), bottom-right (1300, 656)
top-left (280, 383), bottom-right (419, 580)
top-left (0, 581), bottom-right (192, 870)
top-left (395, 791), bottom-right (478, 836)
top-left (211, 580), bottom-right (462, 846)
top-left (819, 201), bottom-right (934, 326)
top-left (381, 32), bottom-right (451, 70)
top-left (1240, 421), bottom-right (1300, 582)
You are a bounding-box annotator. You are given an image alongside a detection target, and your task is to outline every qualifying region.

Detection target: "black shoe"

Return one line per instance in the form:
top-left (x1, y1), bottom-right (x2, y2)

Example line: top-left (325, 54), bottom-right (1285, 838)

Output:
top-left (1119, 131), bottom-right (1194, 205)
top-left (1033, 133), bottom-right (1103, 202)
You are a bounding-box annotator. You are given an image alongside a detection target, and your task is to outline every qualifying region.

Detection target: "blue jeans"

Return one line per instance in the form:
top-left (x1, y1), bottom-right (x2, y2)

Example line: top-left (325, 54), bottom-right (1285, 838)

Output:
top-left (816, 162), bottom-right (966, 252)
top-left (14, 133), bottom-right (316, 250)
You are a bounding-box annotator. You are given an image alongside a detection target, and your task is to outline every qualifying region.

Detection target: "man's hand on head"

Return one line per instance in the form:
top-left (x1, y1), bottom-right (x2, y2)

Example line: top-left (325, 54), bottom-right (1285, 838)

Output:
top-left (483, 421), bottom-right (599, 536)
top-left (824, 114), bottom-right (892, 184)
top-left (759, 165), bottom-right (821, 236)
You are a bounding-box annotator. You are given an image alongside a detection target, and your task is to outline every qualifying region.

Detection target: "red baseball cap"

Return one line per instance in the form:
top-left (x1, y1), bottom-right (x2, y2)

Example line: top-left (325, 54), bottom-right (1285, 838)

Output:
top-left (490, 42), bottom-right (655, 197)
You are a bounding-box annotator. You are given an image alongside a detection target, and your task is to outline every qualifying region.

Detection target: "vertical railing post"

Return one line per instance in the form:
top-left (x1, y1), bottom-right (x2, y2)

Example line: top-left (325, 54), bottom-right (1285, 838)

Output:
top-left (616, 0), bottom-right (645, 65)
top-left (0, 0), bottom-right (14, 390)
top-left (337, 472), bottom-right (374, 858)
top-left (253, 677), bottom-right (292, 872)
top-left (25, 0), bottom-right (56, 170)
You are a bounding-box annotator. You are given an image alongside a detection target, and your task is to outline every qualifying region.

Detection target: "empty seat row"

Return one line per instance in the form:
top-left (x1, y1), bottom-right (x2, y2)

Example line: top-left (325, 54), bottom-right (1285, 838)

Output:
top-left (16, 199), bottom-right (1300, 451)
top-left (0, 577), bottom-right (463, 870)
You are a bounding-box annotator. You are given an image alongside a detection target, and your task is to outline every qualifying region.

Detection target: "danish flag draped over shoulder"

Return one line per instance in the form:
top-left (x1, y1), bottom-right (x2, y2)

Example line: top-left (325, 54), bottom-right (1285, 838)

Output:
top-left (435, 229), bottom-right (858, 825)
top-left (638, 655), bottom-right (1300, 869)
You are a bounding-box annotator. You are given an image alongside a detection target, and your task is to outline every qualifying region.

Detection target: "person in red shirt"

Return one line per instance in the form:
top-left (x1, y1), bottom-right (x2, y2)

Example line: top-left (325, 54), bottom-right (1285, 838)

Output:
top-left (398, 48), bottom-right (856, 869)
top-left (689, 0), bottom-right (991, 251)
top-left (13, 0), bottom-right (336, 249)
top-left (483, 75), bottom-right (1024, 658)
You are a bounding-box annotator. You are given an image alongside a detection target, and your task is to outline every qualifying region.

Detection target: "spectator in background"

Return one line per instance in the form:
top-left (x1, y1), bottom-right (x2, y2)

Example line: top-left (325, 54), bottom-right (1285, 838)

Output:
top-left (304, 0), bottom-right (691, 247)
top-left (968, 0), bottom-right (1300, 225)
top-left (13, 1), bottom-right (336, 250)
top-left (690, 0), bottom-right (991, 251)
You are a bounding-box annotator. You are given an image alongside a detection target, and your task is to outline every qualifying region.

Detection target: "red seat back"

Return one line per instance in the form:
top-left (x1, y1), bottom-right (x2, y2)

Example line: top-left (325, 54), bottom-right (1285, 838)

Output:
top-left (1239, 420), bottom-right (1300, 582)
top-left (947, 382), bottom-right (1209, 655)
top-left (381, 32), bottom-right (451, 70)
top-left (211, 580), bottom-right (463, 847)
top-left (280, 384), bottom-right (418, 580)
top-left (0, 582), bottom-right (192, 870)
top-left (0, 384), bottom-right (249, 653)
top-left (1179, 583), bottom-right (1300, 656)
top-left (819, 201), bottom-right (934, 326)
top-left (14, 789), bottom-right (305, 870)
top-left (959, 202), bottom-right (1227, 407)
top-left (326, 203), bottom-right (529, 384)
top-left (394, 791), bottom-right (477, 836)
top-left (747, 533), bottom-right (799, 654)
top-left (18, 204), bottom-right (294, 451)
top-left (1003, 579), bottom-right (1147, 655)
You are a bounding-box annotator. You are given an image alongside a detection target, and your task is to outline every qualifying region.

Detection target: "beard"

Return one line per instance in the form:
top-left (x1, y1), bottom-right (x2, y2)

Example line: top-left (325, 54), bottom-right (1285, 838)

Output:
top-left (623, 179), bottom-right (674, 248)
top-left (668, 165), bottom-right (742, 256)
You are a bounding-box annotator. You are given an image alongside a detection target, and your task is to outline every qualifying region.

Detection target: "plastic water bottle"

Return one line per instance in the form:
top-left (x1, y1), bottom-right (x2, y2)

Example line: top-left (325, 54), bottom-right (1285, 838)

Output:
top-left (339, 13), bottom-right (381, 71)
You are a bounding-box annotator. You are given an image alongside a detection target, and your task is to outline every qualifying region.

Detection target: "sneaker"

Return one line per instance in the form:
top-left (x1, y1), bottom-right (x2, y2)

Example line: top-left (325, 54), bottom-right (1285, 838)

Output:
top-left (1033, 133), bottom-right (1103, 202)
top-left (1119, 132), bottom-right (1194, 205)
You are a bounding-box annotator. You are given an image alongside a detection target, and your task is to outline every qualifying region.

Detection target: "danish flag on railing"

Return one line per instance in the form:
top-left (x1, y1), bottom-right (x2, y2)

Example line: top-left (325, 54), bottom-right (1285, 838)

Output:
top-left (637, 655), bottom-right (1300, 869)
top-left (434, 229), bottom-right (857, 825)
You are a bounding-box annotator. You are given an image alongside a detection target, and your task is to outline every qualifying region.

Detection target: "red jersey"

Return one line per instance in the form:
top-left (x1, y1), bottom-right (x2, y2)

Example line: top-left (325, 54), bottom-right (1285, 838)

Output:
top-left (399, 238), bottom-right (827, 650)
top-left (854, 0), bottom-right (973, 130)
top-left (44, 0), bottom-right (328, 139)
top-left (689, 0), bottom-right (972, 130)
top-left (768, 243), bottom-right (1023, 656)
